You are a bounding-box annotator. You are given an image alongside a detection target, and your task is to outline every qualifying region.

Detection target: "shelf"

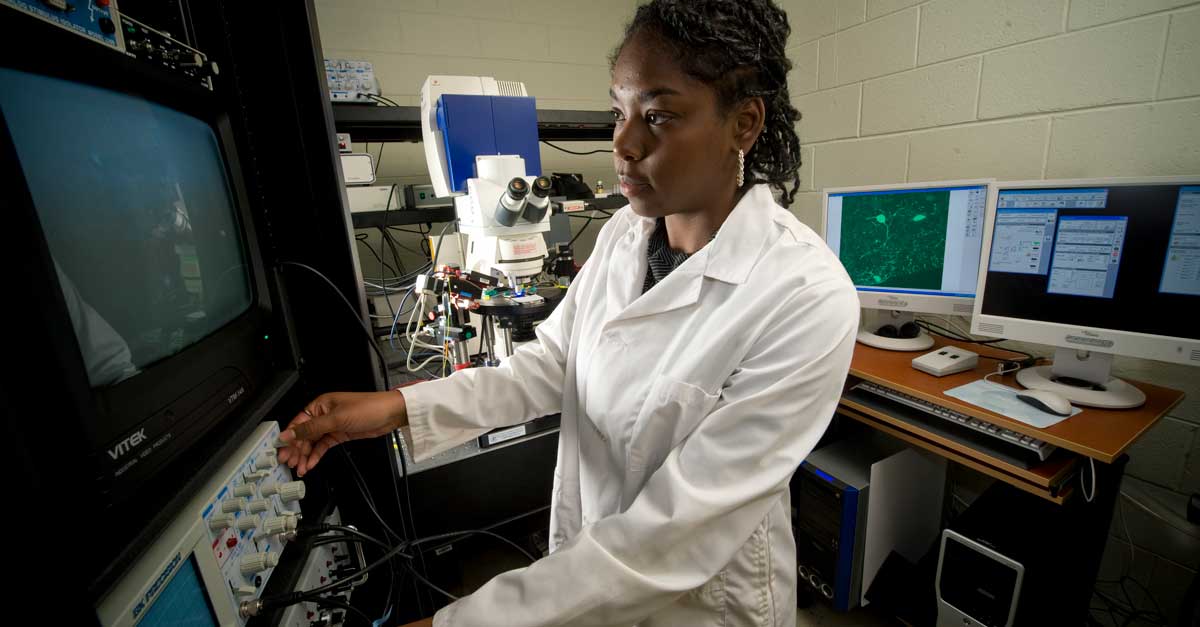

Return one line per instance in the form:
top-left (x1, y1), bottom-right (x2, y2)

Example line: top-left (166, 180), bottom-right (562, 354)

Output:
top-left (351, 206), bottom-right (455, 229)
top-left (332, 103), bottom-right (614, 143)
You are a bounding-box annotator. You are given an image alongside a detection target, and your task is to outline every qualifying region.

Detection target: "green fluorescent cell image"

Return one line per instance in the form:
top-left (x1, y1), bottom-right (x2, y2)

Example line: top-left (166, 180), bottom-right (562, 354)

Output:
top-left (839, 191), bottom-right (950, 290)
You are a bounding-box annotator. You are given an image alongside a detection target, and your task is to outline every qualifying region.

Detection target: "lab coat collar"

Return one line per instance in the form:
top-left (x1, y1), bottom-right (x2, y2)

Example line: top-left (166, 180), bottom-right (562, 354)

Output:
top-left (609, 185), bottom-right (775, 323)
top-left (703, 184), bottom-right (776, 285)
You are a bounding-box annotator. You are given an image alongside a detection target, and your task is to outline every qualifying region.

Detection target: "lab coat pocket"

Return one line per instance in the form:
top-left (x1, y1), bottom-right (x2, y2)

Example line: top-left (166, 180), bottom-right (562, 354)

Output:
top-left (628, 377), bottom-right (720, 473)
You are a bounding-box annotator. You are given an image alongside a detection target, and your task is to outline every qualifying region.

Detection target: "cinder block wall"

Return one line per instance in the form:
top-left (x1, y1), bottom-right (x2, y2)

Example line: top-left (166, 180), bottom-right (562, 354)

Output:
top-left (782, 0), bottom-right (1200, 620)
top-left (784, 0), bottom-right (1200, 224)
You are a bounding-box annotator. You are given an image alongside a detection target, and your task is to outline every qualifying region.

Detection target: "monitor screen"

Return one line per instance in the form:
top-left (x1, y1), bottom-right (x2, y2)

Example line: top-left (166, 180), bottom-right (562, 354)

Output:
top-left (138, 555), bottom-right (219, 627)
top-left (980, 183), bottom-right (1200, 340)
top-left (825, 184), bottom-right (988, 298)
top-left (0, 68), bottom-right (253, 388)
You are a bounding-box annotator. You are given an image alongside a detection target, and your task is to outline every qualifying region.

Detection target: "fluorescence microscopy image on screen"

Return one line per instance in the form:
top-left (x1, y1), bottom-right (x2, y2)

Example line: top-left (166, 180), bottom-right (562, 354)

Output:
top-left (838, 190), bottom-right (950, 290)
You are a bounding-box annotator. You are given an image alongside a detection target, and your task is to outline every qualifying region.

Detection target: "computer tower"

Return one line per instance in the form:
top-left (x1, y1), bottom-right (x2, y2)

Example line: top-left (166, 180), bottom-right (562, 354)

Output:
top-left (936, 528), bottom-right (1025, 627)
top-left (792, 436), bottom-right (946, 611)
top-left (937, 481), bottom-right (1094, 626)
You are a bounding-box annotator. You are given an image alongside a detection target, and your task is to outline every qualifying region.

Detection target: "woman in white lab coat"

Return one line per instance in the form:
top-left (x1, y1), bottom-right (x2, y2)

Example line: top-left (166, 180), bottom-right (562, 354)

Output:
top-left (280, 1), bottom-right (859, 624)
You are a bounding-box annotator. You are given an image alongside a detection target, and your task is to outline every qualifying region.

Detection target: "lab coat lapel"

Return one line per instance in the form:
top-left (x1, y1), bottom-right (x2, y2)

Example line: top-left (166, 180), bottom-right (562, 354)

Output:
top-left (604, 184), bottom-right (776, 323)
top-left (610, 257), bottom-right (705, 323)
top-left (605, 215), bottom-right (654, 322)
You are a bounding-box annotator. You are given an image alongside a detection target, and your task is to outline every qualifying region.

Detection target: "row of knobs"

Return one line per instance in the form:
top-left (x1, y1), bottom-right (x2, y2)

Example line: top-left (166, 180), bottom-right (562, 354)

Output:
top-left (208, 446), bottom-right (301, 535)
top-left (207, 481), bottom-right (304, 529)
top-left (214, 444), bottom-right (303, 577)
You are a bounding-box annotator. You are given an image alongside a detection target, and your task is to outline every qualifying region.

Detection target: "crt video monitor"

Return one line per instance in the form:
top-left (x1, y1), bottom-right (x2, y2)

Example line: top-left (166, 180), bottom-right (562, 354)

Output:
top-left (973, 177), bottom-right (1200, 408)
top-left (823, 180), bottom-right (992, 352)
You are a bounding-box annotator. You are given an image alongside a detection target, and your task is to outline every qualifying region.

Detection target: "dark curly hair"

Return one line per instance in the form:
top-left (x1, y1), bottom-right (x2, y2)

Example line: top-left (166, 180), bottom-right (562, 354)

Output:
top-left (612, 0), bottom-right (803, 206)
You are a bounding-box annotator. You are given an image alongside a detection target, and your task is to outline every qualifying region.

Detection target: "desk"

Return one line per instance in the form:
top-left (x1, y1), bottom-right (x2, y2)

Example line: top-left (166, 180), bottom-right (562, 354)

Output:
top-left (842, 337), bottom-right (1184, 503)
top-left (838, 337), bottom-right (1185, 624)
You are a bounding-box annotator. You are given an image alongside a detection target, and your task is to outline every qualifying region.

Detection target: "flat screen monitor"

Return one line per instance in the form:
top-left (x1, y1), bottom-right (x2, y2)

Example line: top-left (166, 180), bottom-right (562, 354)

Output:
top-left (973, 177), bottom-right (1200, 407)
top-left (823, 180), bottom-right (993, 351)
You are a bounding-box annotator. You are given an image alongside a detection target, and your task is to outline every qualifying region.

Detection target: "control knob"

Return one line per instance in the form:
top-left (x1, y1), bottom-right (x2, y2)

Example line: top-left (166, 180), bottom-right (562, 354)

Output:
top-left (277, 481), bottom-right (306, 503)
top-left (253, 451), bottom-right (277, 471)
top-left (262, 516), bottom-right (288, 536)
top-left (239, 552), bottom-right (279, 576)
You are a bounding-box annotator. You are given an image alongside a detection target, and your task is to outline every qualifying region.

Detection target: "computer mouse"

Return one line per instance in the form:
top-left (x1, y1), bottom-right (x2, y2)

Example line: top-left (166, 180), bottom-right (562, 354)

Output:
top-left (1015, 389), bottom-right (1073, 417)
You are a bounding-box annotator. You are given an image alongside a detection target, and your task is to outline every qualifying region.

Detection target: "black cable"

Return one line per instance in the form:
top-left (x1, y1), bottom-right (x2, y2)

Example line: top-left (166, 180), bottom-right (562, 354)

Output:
top-left (568, 217), bottom-right (594, 248)
top-left (278, 539), bottom-right (408, 605)
top-left (394, 429), bottom-right (432, 612)
top-left (280, 262), bottom-right (390, 390)
top-left (320, 524), bottom-right (391, 549)
top-left (366, 93), bottom-right (401, 107)
top-left (382, 229), bottom-right (428, 259)
top-left (407, 563), bottom-right (459, 600)
top-left (386, 417), bottom-right (424, 618)
top-left (361, 233), bottom-right (399, 322)
top-left (339, 449), bottom-right (411, 617)
top-left (274, 528), bottom-right (536, 609)
top-left (567, 210), bottom-right (612, 219)
top-left (915, 319), bottom-right (999, 343)
top-left (387, 227), bottom-right (427, 235)
top-left (356, 234), bottom-right (400, 278)
top-left (380, 228), bottom-right (408, 275)
top-left (1091, 576), bottom-right (1169, 626)
top-left (314, 596), bottom-right (373, 626)
top-left (340, 448), bottom-right (404, 542)
top-left (310, 534), bottom-right (397, 555)
top-left (431, 220), bottom-right (456, 269)
top-left (374, 142), bottom-right (385, 175)
top-left (392, 527), bottom-right (538, 564)
top-left (915, 320), bottom-right (1036, 361)
top-left (540, 140), bottom-right (612, 155)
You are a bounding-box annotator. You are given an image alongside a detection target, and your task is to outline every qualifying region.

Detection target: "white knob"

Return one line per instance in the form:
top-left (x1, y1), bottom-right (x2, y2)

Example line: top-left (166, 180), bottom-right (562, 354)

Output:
top-left (244, 470), bottom-right (270, 482)
top-left (247, 499), bottom-right (272, 514)
top-left (208, 513), bottom-right (235, 531)
top-left (233, 484), bottom-right (256, 498)
top-left (237, 517), bottom-right (259, 532)
top-left (286, 516), bottom-right (299, 531)
top-left (221, 498), bottom-right (246, 513)
top-left (263, 516), bottom-right (288, 536)
top-left (236, 585), bottom-right (256, 596)
top-left (240, 552), bottom-right (279, 576)
top-left (261, 482), bottom-right (279, 497)
top-left (278, 481), bottom-right (306, 503)
top-left (254, 451), bottom-right (277, 471)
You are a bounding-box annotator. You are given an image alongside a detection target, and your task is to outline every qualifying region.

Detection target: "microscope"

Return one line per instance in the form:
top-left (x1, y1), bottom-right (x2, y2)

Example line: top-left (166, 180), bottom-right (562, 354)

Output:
top-left (414, 76), bottom-right (567, 367)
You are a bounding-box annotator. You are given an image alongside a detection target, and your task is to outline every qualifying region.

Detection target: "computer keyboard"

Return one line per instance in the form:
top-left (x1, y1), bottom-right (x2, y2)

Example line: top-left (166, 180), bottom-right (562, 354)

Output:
top-left (846, 381), bottom-right (1057, 469)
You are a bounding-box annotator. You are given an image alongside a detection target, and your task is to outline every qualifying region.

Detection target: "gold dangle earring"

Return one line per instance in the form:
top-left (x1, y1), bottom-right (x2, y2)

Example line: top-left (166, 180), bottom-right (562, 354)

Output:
top-left (736, 148), bottom-right (745, 187)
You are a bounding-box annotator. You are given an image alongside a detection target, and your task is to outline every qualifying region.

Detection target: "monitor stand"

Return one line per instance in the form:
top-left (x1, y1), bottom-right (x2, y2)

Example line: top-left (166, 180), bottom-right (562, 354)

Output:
top-left (1015, 348), bottom-right (1146, 409)
top-left (856, 310), bottom-right (935, 352)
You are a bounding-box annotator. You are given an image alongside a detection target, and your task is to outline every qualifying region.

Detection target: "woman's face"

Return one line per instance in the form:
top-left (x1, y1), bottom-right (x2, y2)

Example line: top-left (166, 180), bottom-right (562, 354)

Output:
top-left (610, 32), bottom-right (741, 219)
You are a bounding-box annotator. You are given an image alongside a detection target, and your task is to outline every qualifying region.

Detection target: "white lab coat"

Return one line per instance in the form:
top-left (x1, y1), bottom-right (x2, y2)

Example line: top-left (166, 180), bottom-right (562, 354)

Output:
top-left (401, 184), bottom-right (859, 627)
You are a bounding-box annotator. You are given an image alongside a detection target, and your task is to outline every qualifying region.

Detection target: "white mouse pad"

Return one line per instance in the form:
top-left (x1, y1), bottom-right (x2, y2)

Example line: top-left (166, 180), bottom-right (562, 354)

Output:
top-left (944, 380), bottom-right (1082, 429)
